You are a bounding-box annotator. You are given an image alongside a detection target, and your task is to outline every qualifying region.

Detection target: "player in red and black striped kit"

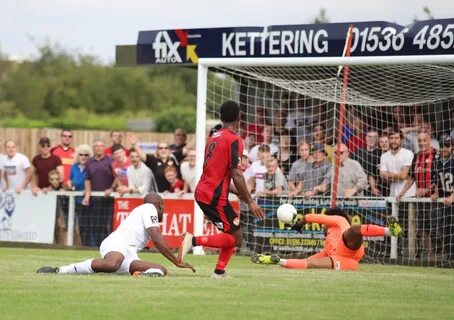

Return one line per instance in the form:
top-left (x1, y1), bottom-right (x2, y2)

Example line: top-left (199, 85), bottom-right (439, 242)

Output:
top-left (178, 101), bottom-right (264, 278)
top-left (397, 132), bottom-right (437, 258)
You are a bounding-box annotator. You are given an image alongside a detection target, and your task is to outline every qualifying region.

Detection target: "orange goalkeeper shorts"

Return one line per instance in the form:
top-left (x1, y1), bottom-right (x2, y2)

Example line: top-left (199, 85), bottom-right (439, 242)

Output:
top-left (329, 242), bottom-right (365, 270)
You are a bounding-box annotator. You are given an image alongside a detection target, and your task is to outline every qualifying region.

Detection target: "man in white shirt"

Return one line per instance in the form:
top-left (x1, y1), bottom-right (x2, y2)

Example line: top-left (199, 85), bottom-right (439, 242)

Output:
top-left (244, 144), bottom-right (271, 194)
top-left (180, 147), bottom-right (196, 192)
top-left (2, 140), bottom-right (32, 193)
top-left (380, 130), bottom-right (416, 197)
top-left (118, 149), bottom-right (157, 194)
top-left (37, 193), bottom-right (195, 277)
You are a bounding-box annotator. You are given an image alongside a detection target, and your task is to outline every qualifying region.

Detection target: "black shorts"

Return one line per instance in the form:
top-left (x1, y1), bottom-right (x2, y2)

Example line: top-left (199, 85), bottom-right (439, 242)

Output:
top-left (196, 201), bottom-right (240, 233)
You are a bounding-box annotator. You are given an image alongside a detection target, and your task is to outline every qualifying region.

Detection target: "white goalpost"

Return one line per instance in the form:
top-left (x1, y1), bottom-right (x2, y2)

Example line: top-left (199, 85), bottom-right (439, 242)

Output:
top-left (193, 54), bottom-right (454, 267)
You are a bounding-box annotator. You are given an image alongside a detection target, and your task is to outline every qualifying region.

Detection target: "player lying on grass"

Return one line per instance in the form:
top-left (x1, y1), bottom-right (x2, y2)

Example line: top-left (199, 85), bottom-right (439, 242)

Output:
top-left (37, 193), bottom-right (195, 277)
top-left (252, 207), bottom-right (402, 270)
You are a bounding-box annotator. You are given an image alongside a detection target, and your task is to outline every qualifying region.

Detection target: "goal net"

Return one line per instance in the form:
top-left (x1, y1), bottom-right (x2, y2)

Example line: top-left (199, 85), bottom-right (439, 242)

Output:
top-left (200, 56), bottom-right (454, 268)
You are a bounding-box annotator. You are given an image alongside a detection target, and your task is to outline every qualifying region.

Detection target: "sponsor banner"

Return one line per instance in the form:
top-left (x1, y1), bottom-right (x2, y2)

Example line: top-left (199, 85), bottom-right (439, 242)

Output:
top-left (113, 197), bottom-right (240, 248)
top-left (244, 197), bottom-right (388, 257)
top-left (125, 19), bottom-right (454, 65)
top-left (0, 191), bottom-right (57, 243)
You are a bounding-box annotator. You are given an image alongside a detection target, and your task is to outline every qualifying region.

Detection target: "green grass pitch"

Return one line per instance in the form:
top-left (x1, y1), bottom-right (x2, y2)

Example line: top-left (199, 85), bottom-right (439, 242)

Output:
top-left (0, 247), bottom-right (453, 320)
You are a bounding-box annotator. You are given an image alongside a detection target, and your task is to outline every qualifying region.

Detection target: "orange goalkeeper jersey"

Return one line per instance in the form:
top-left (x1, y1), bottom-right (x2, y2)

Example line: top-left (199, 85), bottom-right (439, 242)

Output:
top-left (305, 214), bottom-right (364, 261)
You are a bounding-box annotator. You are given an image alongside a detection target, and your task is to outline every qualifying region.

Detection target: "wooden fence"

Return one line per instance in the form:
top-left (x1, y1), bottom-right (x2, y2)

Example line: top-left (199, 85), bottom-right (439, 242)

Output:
top-left (0, 128), bottom-right (195, 160)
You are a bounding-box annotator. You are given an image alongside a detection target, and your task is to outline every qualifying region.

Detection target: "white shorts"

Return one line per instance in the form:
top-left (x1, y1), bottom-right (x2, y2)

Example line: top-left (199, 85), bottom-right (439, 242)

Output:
top-left (99, 235), bottom-right (141, 274)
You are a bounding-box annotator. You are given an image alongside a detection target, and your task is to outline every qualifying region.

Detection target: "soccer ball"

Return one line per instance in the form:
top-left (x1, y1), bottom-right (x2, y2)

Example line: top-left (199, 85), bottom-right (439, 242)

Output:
top-left (276, 203), bottom-right (297, 224)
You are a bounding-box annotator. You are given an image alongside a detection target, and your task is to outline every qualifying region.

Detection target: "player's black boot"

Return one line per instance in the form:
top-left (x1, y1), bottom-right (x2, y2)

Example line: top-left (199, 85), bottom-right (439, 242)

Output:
top-left (37, 266), bottom-right (59, 273)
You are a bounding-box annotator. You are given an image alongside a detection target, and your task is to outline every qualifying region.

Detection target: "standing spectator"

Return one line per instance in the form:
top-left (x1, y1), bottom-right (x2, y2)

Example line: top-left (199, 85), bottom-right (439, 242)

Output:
top-left (380, 129), bottom-right (416, 197)
top-left (243, 132), bottom-right (258, 154)
top-left (46, 170), bottom-right (67, 245)
top-left (111, 144), bottom-right (131, 190)
top-left (336, 144), bottom-right (368, 198)
top-left (169, 128), bottom-right (187, 162)
top-left (163, 166), bottom-right (185, 195)
top-left (288, 141), bottom-right (314, 197)
top-left (0, 155), bottom-right (3, 191)
top-left (345, 117), bottom-right (366, 153)
top-left (117, 148), bottom-right (157, 195)
top-left (407, 123), bottom-right (440, 154)
top-left (379, 134), bottom-right (390, 152)
top-left (274, 130), bottom-right (296, 177)
top-left (286, 99), bottom-right (317, 144)
top-left (127, 133), bottom-right (179, 193)
top-left (242, 107), bottom-right (266, 144)
top-left (82, 139), bottom-right (116, 247)
top-left (273, 109), bottom-right (288, 137)
top-left (180, 147), bottom-right (196, 192)
top-left (104, 130), bottom-right (129, 157)
top-left (244, 144), bottom-right (271, 195)
top-left (31, 137), bottom-right (63, 195)
top-left (352, 130), bottom-right (382, 196)
top-left (1, 140), bottom-right (32, 193)
top-left (397, 132), bottom-right (437, 259)
top-left (312, 123), bottom-right (334, 162)
top-left (248, 125), bottom-right (279, 162)
top-left (293, 143), bottom-right (332, 198)
top-left (400, 111), bottom-right (425, 152)
top-left (67, 144), bottom-right (91, 246)
top-left (431, 136), bottom-right (454, 260)
top-left (51, 129), bottom-right (75, 185)
top-left (257, 158), bottom-right (287, 197)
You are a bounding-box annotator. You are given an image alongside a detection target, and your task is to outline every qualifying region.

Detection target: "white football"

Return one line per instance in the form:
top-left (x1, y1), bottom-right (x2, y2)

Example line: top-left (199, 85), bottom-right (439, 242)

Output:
top-left (276, 203), bottom-right (297, 223)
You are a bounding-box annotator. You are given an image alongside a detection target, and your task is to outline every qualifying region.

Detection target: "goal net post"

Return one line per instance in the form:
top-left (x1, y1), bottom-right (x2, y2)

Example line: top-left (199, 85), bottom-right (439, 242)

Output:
top-left (194, 54), bottom-right (454, 267)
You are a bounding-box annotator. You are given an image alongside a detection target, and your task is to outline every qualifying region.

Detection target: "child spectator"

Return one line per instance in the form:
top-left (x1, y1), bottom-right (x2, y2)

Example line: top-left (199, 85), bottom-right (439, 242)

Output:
top-left (47, 170), bottom-right (64, 191)
top-left (257, 158), bottom-right (287, 197)
top-left (164, 165), bottom-right (185, 195)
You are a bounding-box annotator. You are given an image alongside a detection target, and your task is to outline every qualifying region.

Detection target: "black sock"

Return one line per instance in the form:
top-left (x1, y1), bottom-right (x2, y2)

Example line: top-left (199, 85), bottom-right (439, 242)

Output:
top-left (192, 237), bottom-right (197, 246)
top-left (214, 269), bottom-right (225, 275)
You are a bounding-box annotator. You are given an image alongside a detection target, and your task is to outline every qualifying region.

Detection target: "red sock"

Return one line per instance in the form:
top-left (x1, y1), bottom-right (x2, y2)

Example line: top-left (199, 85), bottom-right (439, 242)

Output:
top-left (283, 259), bottom-right (308, 269)
top-left (360, 225), bottom-right (386, 237)
top-left (194, 233), bottom-right (236, 248)
top-left (215, 247), bottom-right (235, 271)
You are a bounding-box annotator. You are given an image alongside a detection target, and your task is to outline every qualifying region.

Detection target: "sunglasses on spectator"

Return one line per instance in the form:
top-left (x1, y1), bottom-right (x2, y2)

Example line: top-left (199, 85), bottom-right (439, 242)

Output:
top-left (158, 146), bottom-right (169, 149)
top-left (79, 153), bottom-right (89, 157)
top-left (40, 144), bottom-right (50, 148)
top-left (61, 134), bottom-right (73, 138)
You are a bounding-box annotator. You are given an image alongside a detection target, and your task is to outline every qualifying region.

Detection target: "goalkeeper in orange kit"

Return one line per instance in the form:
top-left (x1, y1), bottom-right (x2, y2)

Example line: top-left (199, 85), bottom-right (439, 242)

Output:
top-left (252, 207), bottom-right (402, 270)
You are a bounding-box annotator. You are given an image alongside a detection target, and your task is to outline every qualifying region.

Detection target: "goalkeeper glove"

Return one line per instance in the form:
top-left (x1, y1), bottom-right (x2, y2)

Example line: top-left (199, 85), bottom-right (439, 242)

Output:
top-left (291, 219), bottom-right (304, 233)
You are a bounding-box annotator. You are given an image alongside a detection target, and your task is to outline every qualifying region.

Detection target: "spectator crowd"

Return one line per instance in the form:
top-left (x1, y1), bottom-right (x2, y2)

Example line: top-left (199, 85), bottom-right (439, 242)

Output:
top-left (0, 103), bottom-right (453, 259)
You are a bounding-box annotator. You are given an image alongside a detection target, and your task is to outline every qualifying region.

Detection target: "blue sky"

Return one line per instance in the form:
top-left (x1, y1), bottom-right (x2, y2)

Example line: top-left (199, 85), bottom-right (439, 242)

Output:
top-left (1, 0), bottom-right (453, 64)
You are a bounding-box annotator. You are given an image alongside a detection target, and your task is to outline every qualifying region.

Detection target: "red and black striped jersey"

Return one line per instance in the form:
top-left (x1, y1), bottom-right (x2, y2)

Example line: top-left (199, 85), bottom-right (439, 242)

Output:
top-left (195, 128), bottom-right (243, 206)
top-left (409, 148), bottom-right (437, 196)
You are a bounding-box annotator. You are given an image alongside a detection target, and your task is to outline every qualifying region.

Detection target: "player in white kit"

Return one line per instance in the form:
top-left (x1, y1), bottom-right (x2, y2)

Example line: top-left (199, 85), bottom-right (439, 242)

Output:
top-left (37, 193), bottom-right (195, 276)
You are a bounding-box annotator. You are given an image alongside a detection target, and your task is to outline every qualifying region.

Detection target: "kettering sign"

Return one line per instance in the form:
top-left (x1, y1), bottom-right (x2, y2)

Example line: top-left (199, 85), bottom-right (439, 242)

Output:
top-left (116, 19), bottom-right (454, 66)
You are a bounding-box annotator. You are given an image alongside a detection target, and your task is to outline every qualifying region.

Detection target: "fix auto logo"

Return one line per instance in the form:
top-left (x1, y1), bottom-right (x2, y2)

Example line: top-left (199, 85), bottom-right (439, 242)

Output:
top-left (152, 29), bottom-right (198, 64)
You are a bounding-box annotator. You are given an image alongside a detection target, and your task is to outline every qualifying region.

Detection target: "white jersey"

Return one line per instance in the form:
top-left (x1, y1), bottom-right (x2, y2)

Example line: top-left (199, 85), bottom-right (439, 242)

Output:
top-left (107, 203), bottom-right (160, 252)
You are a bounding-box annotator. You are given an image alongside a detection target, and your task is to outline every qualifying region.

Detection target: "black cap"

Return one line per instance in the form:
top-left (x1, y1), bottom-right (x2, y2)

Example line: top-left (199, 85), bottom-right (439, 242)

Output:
top-left (39, 137), bottom-right (50, 145)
